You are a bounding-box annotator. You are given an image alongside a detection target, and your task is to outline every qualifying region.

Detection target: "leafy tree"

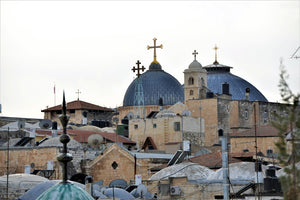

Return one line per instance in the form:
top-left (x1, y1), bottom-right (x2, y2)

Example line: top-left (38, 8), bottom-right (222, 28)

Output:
top-left (272, 61), bottom-right (300, 200)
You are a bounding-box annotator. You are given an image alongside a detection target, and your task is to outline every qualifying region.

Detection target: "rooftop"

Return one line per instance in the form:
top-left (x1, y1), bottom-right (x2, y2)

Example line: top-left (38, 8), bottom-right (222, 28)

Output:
top-left (41, 100), bottom-right (113, 112)
top-left (230, 125), bottom-right (281, 138)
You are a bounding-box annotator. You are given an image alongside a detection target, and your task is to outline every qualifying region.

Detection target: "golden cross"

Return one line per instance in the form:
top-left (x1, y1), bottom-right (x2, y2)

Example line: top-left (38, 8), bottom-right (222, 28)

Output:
top-left (192, 50), bottom-right (198, 60)
top-left (132, 60), bottom-right (145, 78)
top-left (147, 38), bottom-right (163, 63)
top-left (76, 89), bottom-right (81, 100)
top-left (213, 44), bottom-right (219, 65)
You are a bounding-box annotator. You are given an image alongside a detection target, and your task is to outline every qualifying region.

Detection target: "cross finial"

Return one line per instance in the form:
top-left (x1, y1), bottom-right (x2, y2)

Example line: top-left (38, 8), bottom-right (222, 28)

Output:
top-left (132, 60), bottom-right (145, 78)
top-left (192, 50), bottom-right (198, 60)
top-left (147, 38), bottom-right (163, 64)
top-left (213, 44), bottom-right (219, 65)
top-left (76, 89), bottom-right (81, 100)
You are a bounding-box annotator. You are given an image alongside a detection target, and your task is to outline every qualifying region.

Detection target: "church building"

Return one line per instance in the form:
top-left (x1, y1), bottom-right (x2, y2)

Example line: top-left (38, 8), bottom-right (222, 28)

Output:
top-left (117, 38), bottom-right (284, 154)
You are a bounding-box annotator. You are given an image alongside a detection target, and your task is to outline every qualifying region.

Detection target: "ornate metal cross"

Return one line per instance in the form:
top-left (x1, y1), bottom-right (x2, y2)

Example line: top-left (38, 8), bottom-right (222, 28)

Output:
top-left (147, 38), bottom-right (163, 63)
top-left (132, 60), bottom-right (145, 78)
top-left (192, 50), bottom-right (198, 60)
top-left (213, 44), bottom-right (219, 65)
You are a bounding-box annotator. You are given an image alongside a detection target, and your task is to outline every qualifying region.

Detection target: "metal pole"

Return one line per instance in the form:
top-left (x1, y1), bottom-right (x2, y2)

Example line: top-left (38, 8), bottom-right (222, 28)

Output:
top-left (221, 129), bottom-right (229, 200)
top-left (253, 103), bottom-right (260, 200)
top-left (6, 127), bottom-right (9, 200)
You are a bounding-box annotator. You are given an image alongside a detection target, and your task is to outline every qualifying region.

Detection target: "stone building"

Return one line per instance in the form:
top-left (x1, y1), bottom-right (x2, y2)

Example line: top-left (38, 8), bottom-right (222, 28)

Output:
top-left (230, 124), bottom-right (281, 155)
top-left (144, 162), bottom-right (274, 200)
top-left (117, 40), bottom-right (284, 153)
top-left (129, 102), bottom-right (204, 153)
top-left (41, 99), bottom-right (114, 127)
top-left (86, 143), bottom-right (173, 186)
top-left (0, 137), bottom-right (97, 180)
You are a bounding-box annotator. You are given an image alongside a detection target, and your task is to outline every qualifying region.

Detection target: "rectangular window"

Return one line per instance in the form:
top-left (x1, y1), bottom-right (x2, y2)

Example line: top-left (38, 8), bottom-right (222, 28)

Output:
top-left (174, 122), bottom-right (180, 131)
top-left (134, 124), bottom-right (138, 129)
top-left (153, 124), bottom-right (157, 128)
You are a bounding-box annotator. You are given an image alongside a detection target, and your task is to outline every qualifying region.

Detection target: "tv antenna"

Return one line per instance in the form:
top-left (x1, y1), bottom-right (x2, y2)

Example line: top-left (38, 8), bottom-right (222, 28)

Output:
top-left (291, 46), bottom-right (300, 59)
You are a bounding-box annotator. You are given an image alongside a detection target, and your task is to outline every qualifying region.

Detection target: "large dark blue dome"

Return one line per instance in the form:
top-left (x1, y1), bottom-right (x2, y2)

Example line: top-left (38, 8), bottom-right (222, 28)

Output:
top-left (123, 63), bottom-right (184, 106)
top-left (204, 63), bottom-right (268, 102)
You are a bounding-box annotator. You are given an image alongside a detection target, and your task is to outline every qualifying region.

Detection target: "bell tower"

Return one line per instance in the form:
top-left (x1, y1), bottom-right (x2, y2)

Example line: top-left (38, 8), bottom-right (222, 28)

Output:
top-left (184, 50), bottom-right (207, 102)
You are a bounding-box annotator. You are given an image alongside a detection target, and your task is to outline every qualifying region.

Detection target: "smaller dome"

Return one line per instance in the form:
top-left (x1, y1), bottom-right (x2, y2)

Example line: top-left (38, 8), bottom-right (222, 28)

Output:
top-left (188, 60), bottom-right (202, 69)
top-left (149, 62), bottom-right (162, 70)
top-left (37, 182), bottom-right (94, 200)
top-left (39, 136), bottom-right (82, 149)
top-left (207, 162), bottom-right (268, 180)
top-left (149, 162), bottom-right (214, 180)
top-left (20, 180), bottom-right (85, 200)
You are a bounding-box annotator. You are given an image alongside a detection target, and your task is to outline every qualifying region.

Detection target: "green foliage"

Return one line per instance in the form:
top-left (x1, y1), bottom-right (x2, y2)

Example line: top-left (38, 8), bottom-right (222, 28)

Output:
top-left (272, 62), bottom-right (300, 200)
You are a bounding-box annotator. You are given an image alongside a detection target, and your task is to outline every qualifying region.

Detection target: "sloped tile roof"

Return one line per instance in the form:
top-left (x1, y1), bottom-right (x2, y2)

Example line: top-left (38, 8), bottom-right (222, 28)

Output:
top-left (188, 151), bottom-right (241, 169)
top-left (229, 125), bottom-right (280, 138)
top-left (41, 100), bottom-right (113, 112)
top-left (151, 150), bottom-right (243, 171)
top-left (68, 129), bottom-right (136, 144)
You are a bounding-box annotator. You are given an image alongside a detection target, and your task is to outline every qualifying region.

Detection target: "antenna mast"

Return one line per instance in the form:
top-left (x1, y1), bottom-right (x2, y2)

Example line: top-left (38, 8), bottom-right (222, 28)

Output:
top-left (291, 46), bottom-right (300, 59)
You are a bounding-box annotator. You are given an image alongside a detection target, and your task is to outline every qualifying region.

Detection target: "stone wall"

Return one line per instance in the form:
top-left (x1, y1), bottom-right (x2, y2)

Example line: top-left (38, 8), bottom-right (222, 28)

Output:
top-left (129, 114), bottom-right (204, 152)
top-left (87, 144), bottom-right (168, 186)
top-left (230, 136), bottom-right (279, 154)
top-left (142, 177), bottom-right (252, 200)
top-left (0, 146), bottom-right (93, 179)
top-left (0, 147), bottom-right (60, 179)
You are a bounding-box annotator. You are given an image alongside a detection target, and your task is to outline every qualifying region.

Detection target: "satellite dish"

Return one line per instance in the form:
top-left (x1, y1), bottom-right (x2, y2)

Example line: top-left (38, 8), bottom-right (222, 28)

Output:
top-left (18, 120), bottom-right (25, 129)
top-left (87, 134), bottom-right (103, 147)
top-left (182, 110), bottom-right (191, 117)
top-left (39, 119), bottom-right (52, 129)
top-left (127, 112), bottom-right (134, 120)
top-left (136, 184), bottom-right (147, 198)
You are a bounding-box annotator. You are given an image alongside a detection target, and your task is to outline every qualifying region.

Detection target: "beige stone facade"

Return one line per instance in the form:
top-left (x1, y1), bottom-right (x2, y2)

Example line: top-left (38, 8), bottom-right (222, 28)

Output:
top-left (128, 104), bottom-right (204, 152)
top-left (0, 147), bottom-right (61, 179)
top-left (118, 104), bottom-right (171, 122)
top-left (231, 136), bottom-right (279, 154)
top-left (86, 144), bottom-right (170, 186)
top-left (184, 59), bottom-right (207, 101)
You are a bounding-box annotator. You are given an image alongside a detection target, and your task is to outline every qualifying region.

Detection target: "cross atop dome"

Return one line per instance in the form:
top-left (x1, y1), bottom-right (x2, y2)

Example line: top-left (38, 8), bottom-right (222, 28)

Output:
top-left (213, 44), bottom-right (219, 65)
top-left (147, 38), bottom-right (163, 64)
top-left (132, 60), bottom-right (145, 78)
top-left (192, 50), bottom-right (198, 60)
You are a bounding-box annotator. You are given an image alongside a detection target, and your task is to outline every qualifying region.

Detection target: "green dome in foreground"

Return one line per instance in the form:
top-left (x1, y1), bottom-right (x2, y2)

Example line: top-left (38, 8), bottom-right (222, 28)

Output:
top-left (36, 182), bottom-right (94, 200)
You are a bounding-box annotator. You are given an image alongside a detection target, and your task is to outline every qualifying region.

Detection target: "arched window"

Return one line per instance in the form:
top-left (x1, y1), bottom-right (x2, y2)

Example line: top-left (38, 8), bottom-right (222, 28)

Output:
top-left (190, 90), bottom-right (194, 95)
top-left (188, 77), bottom-right (194, 85)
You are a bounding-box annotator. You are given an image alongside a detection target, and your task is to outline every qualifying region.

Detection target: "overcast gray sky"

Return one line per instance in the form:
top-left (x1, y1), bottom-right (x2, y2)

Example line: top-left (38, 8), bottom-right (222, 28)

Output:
top-left (0, 1), bottom-right (299, 118)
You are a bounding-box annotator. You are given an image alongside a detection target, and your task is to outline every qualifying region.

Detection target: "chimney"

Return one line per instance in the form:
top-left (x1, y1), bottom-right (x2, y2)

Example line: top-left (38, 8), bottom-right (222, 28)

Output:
top-left (51, 121), bottom-right (57, 137)
top-left (245, 87), bottom-right (250, 100)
